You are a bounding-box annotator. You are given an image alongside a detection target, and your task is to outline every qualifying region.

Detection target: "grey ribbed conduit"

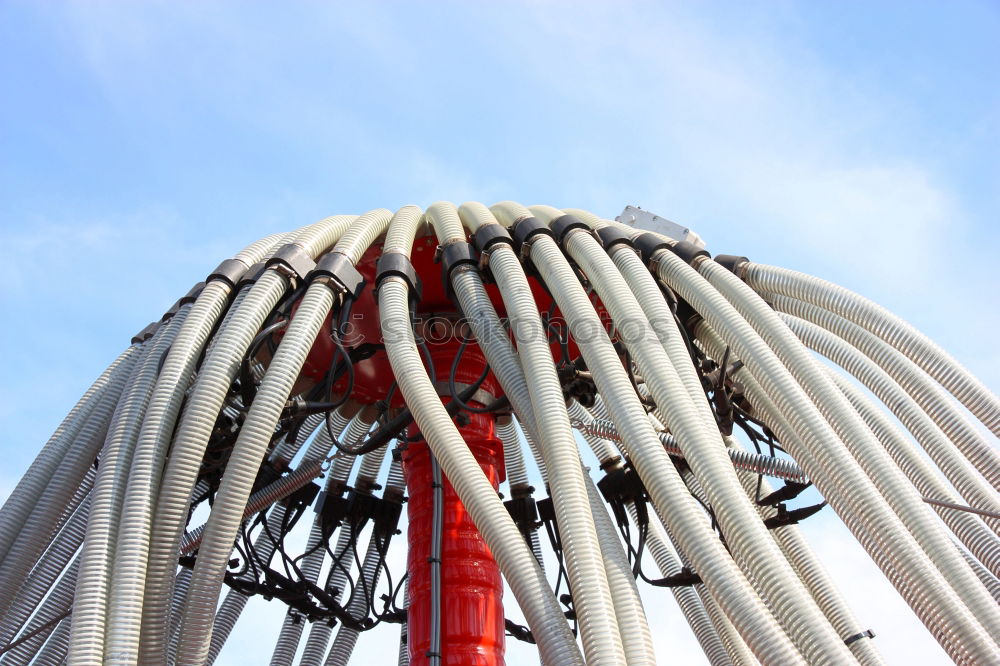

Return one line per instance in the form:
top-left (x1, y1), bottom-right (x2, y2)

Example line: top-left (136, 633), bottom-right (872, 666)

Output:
top-left (541, 206), bottom-right (849, 664)
top-left (379, 204), bottom-right (582, 666)
top-left (269, 411), bottom-right (368, 666)
top-left (323, 457), bottom-right (406, 666)
top-left (490, 201), bottom-right (802, 665)
top-left (175, 210), bottom-right (389, 665)
top-left (698, 258), bottom-right (1000, 646)
top-left (0, 346), bottom-right (135, 566)
top-left (32, 615), bottom-right (71, 666)
top-left (0, 344), bottom-right (138, 624)
top-left (766, 292), bottom-right (1000, 492)
top-left (494, 416), bottom-right (546, 567)
top-left (783, 312), bottom-right (1000, 565)
top-left (0, 466), bottom-right (93, 646)
top-left (137, 238), bottom-right (303, 664)
top-left (166, 567), bottom-right (192, 665)
top-left (297, 445), bottom-right (390, 666)
top-left (682, 304), bottom-right (996, 664)
top-left (743, 262), bottom-right (1000, 437)
top-left (1, 557), bottom-right (79, 665)
top-left (448, 201), bottom-right (638, 664)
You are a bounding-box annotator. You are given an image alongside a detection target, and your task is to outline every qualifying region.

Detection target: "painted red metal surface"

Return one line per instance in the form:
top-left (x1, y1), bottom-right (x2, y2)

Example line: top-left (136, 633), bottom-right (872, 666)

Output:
top-left (402, 344), bottom-right (506, 666)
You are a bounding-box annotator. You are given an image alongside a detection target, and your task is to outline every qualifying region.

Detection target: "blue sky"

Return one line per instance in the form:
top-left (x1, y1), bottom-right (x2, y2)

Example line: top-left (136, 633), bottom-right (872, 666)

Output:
top-left (1, 1), bottom-right (998, 664)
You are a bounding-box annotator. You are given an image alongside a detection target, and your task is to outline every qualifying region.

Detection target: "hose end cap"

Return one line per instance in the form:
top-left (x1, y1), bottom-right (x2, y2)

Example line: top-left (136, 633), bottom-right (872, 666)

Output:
top-left (714, 254), bottom-right (750, 276)
top-left (633, 232), bottom-right (671, 265)
top-left (669, 240), bottom-right (710, 265)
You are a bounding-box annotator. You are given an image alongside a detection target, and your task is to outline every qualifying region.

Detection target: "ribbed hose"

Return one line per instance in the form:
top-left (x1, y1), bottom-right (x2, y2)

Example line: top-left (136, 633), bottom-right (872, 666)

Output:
top-left (766, 293), bottom-right (1000, 490)
top-left (205, 503), bottom-right (291, 665)
top-left (2, 557), bottom-right (79, 665)
top-left (0, 343), bottom-right (137, 621)
top-left (0, 474), bottom-right (93, 646)
top-left (298, 443), bottom-right (389, 666)
top-left (489, 224), bottom-right (800, 662)
top-left (380, 274), bottom-right (582, 665)
top-left (167, 568), bottom-right (192, 665)
top-left (744, 262), bottom-right (1000, 437)
top-left (138, 269), bottom-right (292, 663)
top-left (494, 416), bottom-right (546, 567)
top-left (0, 346), bottom-right (134, 566)
top-left (77, 281), bottom-right (237, 665)
top-left (268, 412), bottom-right (365, 666)
top-left (684, 309), bottom-right (997, 664)
top-left (176, 282), bottom-right (339, 664)
top-left (438, 199), bottom-right (630, 664)
top-left (554, 222), bottom-right (847, 664)
top-left (32, 615), bottom-right (71, 666)
top-left (722, 435), bottom-right (885, 665)
top-left (324, 458), bottom-right (405, 666)
top-left (785, 313), bottom-right (1000, 565)
top-left (176, 211), bottom-right (388, 664)
top-left (698, 258), bottom-right (1000, 646)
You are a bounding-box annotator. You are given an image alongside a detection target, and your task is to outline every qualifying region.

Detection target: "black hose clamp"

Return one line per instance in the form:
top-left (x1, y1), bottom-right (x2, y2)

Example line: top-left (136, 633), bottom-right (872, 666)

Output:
top-left (633, 232), bottom-right (672, 266)
top-left (375, 251), bottom-right (422, 303)
top-left (471, 223), bottom-right (515, 283)
top-left (596, 226), bottom-right (636, 253)
top-left (435, 240), bottom-right (478, 297)
top-left (309, 251), bottom-right (366, 300)
top-left (844, 629), bottom-right (875, 646)
top-left (161, 282), bottom-right (206, 322)
top-left (510, 216), bottom-right (554, 256)
top-left (668, 240), bottom-right (711, 266)
top-left (237, 261), bottom-right (267, 289)
top-left (548, 214), bottom-right (590, 245)
top-left (714, 254), bottom-right (750, 277)
top-left (265, 243), bottom-right (317, 284)
top-left (131, 321), bottom-right (160, 345)
top-left (207, 258), bottom-right (249, 289)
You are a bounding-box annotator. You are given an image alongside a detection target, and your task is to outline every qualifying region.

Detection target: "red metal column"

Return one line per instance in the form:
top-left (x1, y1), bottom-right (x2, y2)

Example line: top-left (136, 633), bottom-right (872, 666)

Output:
top-left (402, 348), bottom-right (506, 666)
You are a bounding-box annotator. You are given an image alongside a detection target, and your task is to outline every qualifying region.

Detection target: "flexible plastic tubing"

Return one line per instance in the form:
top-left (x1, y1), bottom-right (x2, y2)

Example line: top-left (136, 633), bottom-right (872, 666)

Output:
top-left (324, 457), bottom-right (405, 666)
top-left (297, 441), bottom-right (390, 666)
top-left (698, 258), bottom-right (1000, 646)
top-left (743, 262), bottom-right (1000, 438)
top-left (0, 345), bottom-right (135, 566)
top-left (205, 503), bottom-right (291, 666)
top-left (449, 201), bottom-right (635, 664)
top-left (0, 476), bottom-right (92, 646)
top-left (494, 416), bottom-right (546, 567)
top-left (174, 211), bottom-right (389, 665)
top-left (380, 205), bottom-right (582, 666)
top-left (137, 224), bottom-right (347, 664)
top-left (33, 616), bottom-right (71, 666)
top-left (489, 202), bottom-right (803, 665)
top-left (3, 557), bottom-right (79, 665)
top-left (269, 414), bottom-right (367, 666)
top-left (678, 291), bottom-right (998, 665)
top-left (785, 312), bottom-right (1000, 555)
top-left (546, 213), bottom-right (850, 665)
top-left (765, 293), bottom-right (1000, 491)
top-left (166, 567), bottom-right (192, 665)
top-left (0, 328), bottom-right (155, 625)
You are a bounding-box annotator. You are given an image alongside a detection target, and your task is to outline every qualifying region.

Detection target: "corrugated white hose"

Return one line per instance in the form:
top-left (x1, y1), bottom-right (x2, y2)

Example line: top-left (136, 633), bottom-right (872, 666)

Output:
top-left (77, 277), bottom-right (244, 666)
top-left (175, 211), bottom-right (389, 664)
top-left (0, 340), bottom-right (155, 630)
top-left (826, 370), bottom-right (1000, 579)
top-left (138, 223), bottom-right (344, 661)
top-left (766, 293), bottom-right (1000, 491)
top-left (743, 262), bottom-right (1000, 437)
top-left (786, 312), bottom-right (1000, 558)
top-left (298, 442), bottom-right (390, 666)
top-left (2, 557), bottom-right (79, 665)
top-left (553, 222), bottom-right (849, 665)
top-left (138, 272), bottom-right (292, 662)
top-left (496, 237), bottom-right (802, 662)
top-left (683, 311), bottom-right (998, 666)
top-left (269, 414), bottom-right (367, 666)
top-left (0, 474), bottom-right (92, 646)
top-left (32, 615), bottom-right (71, 666)
top-left (721, 435), bottom-right (885, 665)
top-left (0, 345), bottom-right (135, 566)
top-left (205, 503), bottom-right (290, 666)
top-left (433, 200), bottom-right (632, 665)
top-left (380, 276), bottom-right (582, 666)
top-left (494, 416), bottom-right (546, 567)
top-left (166, 567), bottom-right (193, 665)
top-left (205, 418), bottom-right (343, 666)
top-left (698, 258), bottom-right (1000, 645)
top-left (324, 457), bottom-right (406, 666)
